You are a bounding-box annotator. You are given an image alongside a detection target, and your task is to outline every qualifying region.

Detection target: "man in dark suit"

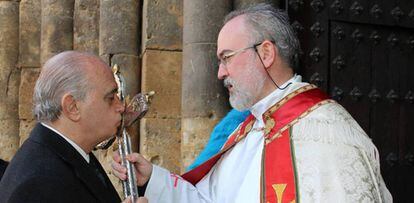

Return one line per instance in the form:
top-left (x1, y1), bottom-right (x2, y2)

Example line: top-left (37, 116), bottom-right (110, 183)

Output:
top-left (0, 159), bottom-right (7, 180)
top-left (0, 51), bottom-right (124, 202)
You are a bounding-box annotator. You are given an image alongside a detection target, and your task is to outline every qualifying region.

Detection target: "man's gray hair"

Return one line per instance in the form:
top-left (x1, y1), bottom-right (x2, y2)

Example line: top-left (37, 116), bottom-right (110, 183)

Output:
top-left (33, 51), bottom-right (96, 122)
top-left (224, 3), bottom-right (301, 71)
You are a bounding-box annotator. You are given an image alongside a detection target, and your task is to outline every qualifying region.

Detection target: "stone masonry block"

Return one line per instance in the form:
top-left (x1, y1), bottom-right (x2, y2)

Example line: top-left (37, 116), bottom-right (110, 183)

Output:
top-left (183, 0), bottom-right (231, 44)
top-left (41, 0), bottom-right (74, 64)
top-left (142, 0), bottom-right (182, 50)
top-left (0, 119), bottom-right (19, 161)
top-left (140, 118), bottom-right (181, 173)
top-left (181, 117), bottom-right (220, 172)
top-left (19, 0), bottom-right (41, 67)
top-left (19, 68), bottom-right (40, 120)
top-left (19, 119), bottom-right (36, 145)
top-left (74, 0), bottom-right (99, 54)
top-left (0, 69), bottom-right (20, 120)
top-left (233, 0), bottom-right (279, 9)
top-left (99, 0), bottom-right (139, 55)
top-left (182, 43), bottom-right (229, 118)
top-left (0, 1), bottom-right (19, 68)
top-left (142, 50), bottom-right (181, 119)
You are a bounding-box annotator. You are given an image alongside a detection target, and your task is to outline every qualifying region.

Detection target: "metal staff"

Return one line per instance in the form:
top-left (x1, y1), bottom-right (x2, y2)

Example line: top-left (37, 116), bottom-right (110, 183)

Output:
top-left (112, 64), bottom-right (154, 203)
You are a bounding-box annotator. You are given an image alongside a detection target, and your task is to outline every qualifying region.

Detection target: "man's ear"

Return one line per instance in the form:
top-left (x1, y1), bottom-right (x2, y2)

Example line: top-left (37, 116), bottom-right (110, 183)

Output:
top-left (258, 40), bottom-right (277, 69)
top-left (61, 93), bottom-right (81, 121)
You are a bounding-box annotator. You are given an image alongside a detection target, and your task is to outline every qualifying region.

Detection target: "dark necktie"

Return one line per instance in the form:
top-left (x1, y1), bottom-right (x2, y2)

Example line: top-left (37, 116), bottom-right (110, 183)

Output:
top-left (89, 157), bottom-right (108, 188)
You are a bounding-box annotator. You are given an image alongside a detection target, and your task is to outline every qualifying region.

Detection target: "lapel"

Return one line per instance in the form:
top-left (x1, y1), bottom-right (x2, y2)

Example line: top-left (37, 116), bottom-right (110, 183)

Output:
top-left (29, 123), bottom-right (119, 202)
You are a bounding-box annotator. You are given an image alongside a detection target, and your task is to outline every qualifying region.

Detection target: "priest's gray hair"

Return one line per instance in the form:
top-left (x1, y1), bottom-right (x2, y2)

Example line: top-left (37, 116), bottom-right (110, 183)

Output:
top-left (33, 51), bottom-right (95, 122)
top-left (224, 3), bottom-right (301, 71)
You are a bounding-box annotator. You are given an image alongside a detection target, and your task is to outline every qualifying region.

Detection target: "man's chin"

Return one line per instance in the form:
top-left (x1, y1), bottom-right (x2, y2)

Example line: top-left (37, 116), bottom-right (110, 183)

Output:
top-left (230, 99), bottom-right (250, 111)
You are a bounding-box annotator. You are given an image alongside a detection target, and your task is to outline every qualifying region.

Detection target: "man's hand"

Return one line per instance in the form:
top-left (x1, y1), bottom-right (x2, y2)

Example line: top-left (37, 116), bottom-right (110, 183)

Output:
top-left (112, 152), bottom-right (153, 186)
top-left (122, 196), bottom-right (148, 203)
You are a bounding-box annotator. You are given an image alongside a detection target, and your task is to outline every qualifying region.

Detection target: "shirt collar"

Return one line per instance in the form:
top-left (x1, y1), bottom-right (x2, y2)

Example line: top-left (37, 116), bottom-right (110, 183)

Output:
top-left (41, 122), bottom-right (90, 163)
top-left (249, 74), bottom-right (304, 127)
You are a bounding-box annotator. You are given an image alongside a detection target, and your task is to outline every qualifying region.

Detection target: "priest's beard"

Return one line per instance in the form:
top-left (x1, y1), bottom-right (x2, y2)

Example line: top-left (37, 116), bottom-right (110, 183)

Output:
top-left (224, 62), bottom-right (266, 111)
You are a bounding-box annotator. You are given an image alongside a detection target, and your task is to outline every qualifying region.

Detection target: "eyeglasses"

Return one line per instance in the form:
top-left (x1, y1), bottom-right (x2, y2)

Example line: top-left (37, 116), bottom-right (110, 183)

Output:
top-left (218, 42), bottom-right (262, 67)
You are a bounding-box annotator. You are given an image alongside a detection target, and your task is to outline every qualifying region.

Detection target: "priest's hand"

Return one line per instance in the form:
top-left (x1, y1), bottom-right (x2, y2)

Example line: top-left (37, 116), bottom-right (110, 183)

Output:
top-left (112, 152), bottom-right (153, 186)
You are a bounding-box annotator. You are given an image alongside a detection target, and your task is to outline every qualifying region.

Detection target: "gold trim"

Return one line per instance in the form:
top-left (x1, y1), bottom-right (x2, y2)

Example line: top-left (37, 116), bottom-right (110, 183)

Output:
top-left (263, 85), bottom-right (317, 118)
top-left (265, 99), bottom-right (335, 145)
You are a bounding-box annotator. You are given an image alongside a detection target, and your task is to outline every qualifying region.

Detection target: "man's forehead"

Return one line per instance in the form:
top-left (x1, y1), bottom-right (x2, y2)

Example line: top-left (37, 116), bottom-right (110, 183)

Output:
top-left (217, 16), bottom-right (250, 55)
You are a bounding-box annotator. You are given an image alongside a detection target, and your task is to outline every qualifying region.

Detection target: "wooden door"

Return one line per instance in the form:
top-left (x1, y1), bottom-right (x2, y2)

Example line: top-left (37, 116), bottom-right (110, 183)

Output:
top-left (286, 0), bottom-right (414, 201)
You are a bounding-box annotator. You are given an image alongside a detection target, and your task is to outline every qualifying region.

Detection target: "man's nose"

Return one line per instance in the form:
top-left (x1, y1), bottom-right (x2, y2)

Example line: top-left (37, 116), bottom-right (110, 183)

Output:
top-left (217, 63), bottom-right (228, 80)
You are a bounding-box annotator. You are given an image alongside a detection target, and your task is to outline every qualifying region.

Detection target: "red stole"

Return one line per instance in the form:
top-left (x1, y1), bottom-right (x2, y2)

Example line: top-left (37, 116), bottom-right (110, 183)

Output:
top-left (181, 85), bottom-right (333, 202)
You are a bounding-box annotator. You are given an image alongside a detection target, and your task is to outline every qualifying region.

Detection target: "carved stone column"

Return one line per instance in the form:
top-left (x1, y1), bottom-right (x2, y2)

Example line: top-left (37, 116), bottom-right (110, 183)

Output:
top-left (181, 0), bottom-right (232, 171)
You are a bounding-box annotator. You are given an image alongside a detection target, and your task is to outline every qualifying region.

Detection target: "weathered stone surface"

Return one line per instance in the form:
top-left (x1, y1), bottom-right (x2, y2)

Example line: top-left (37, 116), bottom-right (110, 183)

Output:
top-left (140, 118), bottom-right (181, 173)
top-left (74, 0), bottom-right (99, 54)
top-left (142, 50), bottom-right (181, 119)
top-left (182, 43), bottom-right (229, 118)
top-left (99, 0), bottom-right (139, 55)
top-left (0, 1), bottom-right (19, 68)
top-left (142, 0), bottom-right (182, 50)
top-left (40, 0), bottom-right (74, 64)
top-left (0, 69), bottom-right (20, 120)
top-left (181, 117), bottom-right (220, 171)
top-left (19, 68), bottom-right (40, 120)
top-left (19, 0), bottom-right (41, 67)
top-left (233, 0), bottom-right (279, 9)
top-left (19, 119), bottom-right (36, 145)
top-left (0, 119), bottom-right (19, 161)
top-left (0, 2), bottom-right (19, 161)
top-left (183, 0), bottom-right (231, 44)
top-left (99, 54), bottom-right (111, 65)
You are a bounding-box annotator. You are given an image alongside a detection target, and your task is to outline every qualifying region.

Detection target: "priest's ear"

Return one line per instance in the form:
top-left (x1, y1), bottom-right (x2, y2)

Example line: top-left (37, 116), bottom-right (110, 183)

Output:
top-left (256, 40), bottom-right (277, 68)
top-left (61, 93), bottom-right (81, 121)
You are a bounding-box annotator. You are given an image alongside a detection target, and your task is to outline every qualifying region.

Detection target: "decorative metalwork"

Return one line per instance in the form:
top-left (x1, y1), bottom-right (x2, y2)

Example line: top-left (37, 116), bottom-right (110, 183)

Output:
top-left (310, 22), bottom-right (324, 38)
top-left (349, 86), bottom-right (363, 101)
top-left (386, 152), bottom-right (398, 167)
top-left (332, 55), bottom-right (346, 70)
top-left (310, 72), bottom-right (323, 87)
top-left (386, 89), bottom-right (399, 103)
top-left (369, 31), bottom-right (381, 45)
top-left (351, 29), bottom-right (364, 44)
top-left (289, 0), bottom-right (304, 11)
top-left (370, 4), bottom-right (383, 19)
top-left (387, 33), bottom-right (399, 47)
top-left (391, 6), bottom-right (404, 22)
top-left (407, 36), bottom-right (414, 49)
top-left (330, 0), bottom-right (344, 15)
top-left (405, 90), bottom-right (414, 103)
top-left (331, 86), bottom-right (344, 101)
top-left (350, 1), bottom-right (364, 16)
top-left (333, 26), bottom-right (345, 40)
top-left (310, 0), bottom-right (325, 13)
top-left (405, 153), bottom-right (414, 166)
top-left (291, 21), bottom-right (305, 34)
top-left (409, 9), bottom-right (414, 20)
top-left (368, 89), bottom-right (381, 103)
top-left (309, 47), bottom-right (323, 62)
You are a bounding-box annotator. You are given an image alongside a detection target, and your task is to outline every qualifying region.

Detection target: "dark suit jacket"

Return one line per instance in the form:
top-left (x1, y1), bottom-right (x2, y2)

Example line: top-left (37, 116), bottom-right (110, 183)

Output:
top-left (0, 159), bottom-right (8, 180)
top-left (0, 123), bottom-right (121, 203)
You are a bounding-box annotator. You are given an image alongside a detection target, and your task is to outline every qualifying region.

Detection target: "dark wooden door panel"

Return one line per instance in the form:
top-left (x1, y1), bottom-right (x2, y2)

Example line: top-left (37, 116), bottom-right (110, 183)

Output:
top-left (287, 0), bottom-right (414, 201)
